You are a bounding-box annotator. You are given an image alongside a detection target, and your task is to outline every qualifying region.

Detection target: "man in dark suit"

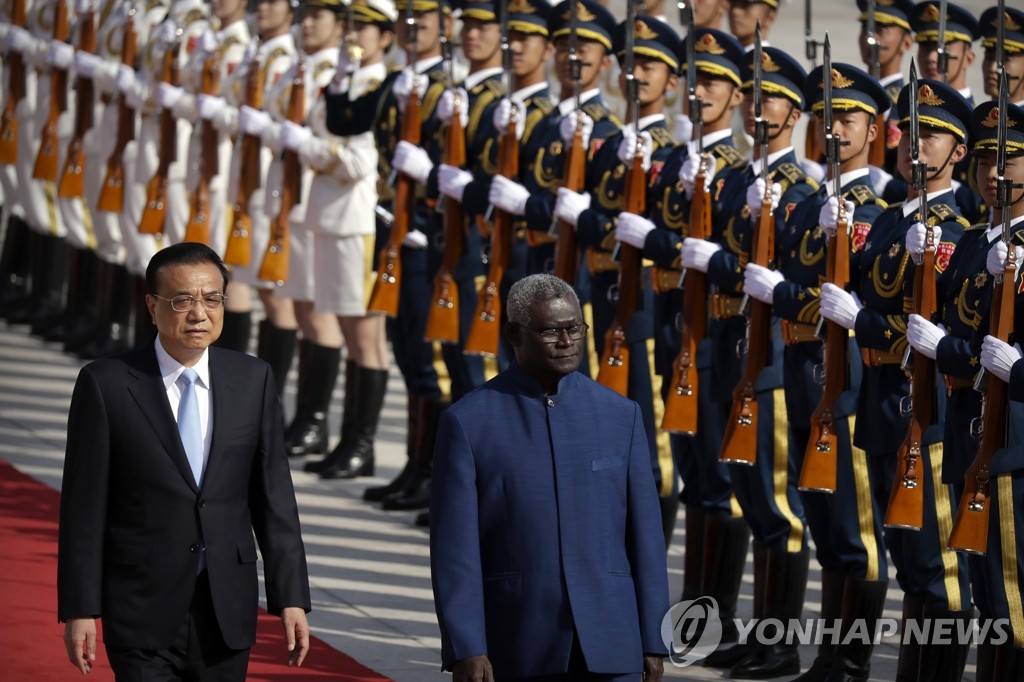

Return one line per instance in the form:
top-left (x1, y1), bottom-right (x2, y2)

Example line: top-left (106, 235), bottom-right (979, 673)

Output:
top-left (430, 274), bottom-right (669, 682)
top-left (57, 243), bottom-right (311, 680)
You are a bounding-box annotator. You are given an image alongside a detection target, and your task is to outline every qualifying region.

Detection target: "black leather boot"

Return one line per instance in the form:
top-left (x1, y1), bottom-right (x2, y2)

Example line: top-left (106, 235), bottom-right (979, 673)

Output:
top-left (699, 514), bottom-right (751, 666)
top-left (792, 567), bottom-right (845, 682)
top-left (78, 263), bottom-right (132, 359)
top-left (319, 365), bottom-right (389, 480)
top-left (58, 253), bottom-right (103, 348)
top-left (132, 275), bottom-right (156, 348)
top-left (0, 216), bottom-right (30, 314)
top-left (682, 506), bottom-right (706, 601)
top-left (18, 235), bottom-right (68, 328)
top-left (894, 593), bottom-right (925, 682)
top-left (915, 604), bottom-right (972, 682)
top-left (285, 345), bottom-right (341, 457)
top-left (284, 340), bottom-right (313, 437)
top-left (6, 230), bottom-right (44, 323)
top-left (214, 310), bottom-right (252, 353)
top-left (363, 395), bottom-right (422, 501)
top-left (660, 495), bottom-right (680, 549)
top-left (825, 577), bottom-right (889, 682)
top-left (381, 399), bottom-right (447, 509)
top-left (39, 246), bottom-right (93, 339)
top-left (731, 546), bottom-right (809, 679)
top-left (305, 360), bottom-right (359, 473)
top-left (993, 642), bottom-right (1024, 679)
top-left (257, 320), bottom-right (297, 400)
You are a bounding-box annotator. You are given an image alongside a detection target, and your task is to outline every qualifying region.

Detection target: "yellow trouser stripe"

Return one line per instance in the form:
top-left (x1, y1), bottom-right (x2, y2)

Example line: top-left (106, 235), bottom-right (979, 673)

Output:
top-left (928, 442), bottom-right (962, 612)
top-left (771, 389), bottom-right (804, 552)
top-left (45, 182), bottom-right (59, 236)
top-left (998, 475), bottom-right (1024, 647)
top-left (647, 337), bottom-right (674, 496)
top-left (849, 415), bottom-right (880, 581)
top-left (583, 302), bottom-right (598, 379)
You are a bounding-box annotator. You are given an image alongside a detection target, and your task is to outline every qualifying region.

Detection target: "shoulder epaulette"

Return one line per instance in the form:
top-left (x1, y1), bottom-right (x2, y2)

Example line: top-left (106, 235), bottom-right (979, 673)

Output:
top-left (523, 106), bottom-right (547, 142)
top-left (427, 69), bottom-right (446, 84)
top-left (314, 60), bottom-right (334, 83)
top-left (848, 184), bottom-right (878, 206)
top-left (468, 86), bottom-right (501, 140)
top-left (773, 161), bottom-right (806, 187)
top-left (145, 0), bottom-right (163, 13)
top-left (221, 35), bottom-right (242, 54)
top-left (484, 79), bottom-right (505, 98)
top-left (530, 97), bottom-right (554, 116)
top-left (928, 203), bottom-right (970, 229)
top-left (649, 126), bottom-right (674, 149)
top-left (183, 7), bottom-right (205, 26)
top-left (264, 46), bottom-right (290, 74)
top-left (421, 79), bottom-right (445, 119)
top-left (582, 101), bottom-right (609, 122)
top-left (966, 221), bottom-right (988, 231)
top-left (712, 142), bottom-right (744, 168)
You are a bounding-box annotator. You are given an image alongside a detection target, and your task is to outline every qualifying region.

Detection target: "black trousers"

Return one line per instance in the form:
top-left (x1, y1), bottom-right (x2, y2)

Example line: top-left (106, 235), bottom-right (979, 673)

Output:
top-left (105, 572), bottom-right (251, 682)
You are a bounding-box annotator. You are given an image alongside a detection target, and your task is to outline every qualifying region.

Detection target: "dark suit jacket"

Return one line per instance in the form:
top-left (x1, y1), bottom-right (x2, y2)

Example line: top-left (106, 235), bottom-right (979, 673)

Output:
top-left (57, 345), bottom-right (310, 651)
top-left (429, 363), bottom-right (669, 678)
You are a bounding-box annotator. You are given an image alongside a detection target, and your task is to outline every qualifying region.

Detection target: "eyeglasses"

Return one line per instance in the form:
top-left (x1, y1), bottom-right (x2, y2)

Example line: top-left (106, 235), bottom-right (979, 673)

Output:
top-left (522, 323), bottom-right (589, 343)
top-left (152, 293), bottom-right (227, 313)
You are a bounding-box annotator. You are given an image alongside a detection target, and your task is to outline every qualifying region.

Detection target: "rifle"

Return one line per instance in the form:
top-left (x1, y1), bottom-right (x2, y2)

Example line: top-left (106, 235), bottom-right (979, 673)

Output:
top-left (366, 0), bottom-right (419, 316)
top-left (258, 58), bottom-right (305, 284)
top-left (947, 41), bottom-right (1018, 556)
top-left (464, 0), bottom-right (516, 356)
top-left (936, 0), bottom-right (948, 83)
top-left (662, 2), bottom-right (709, 433)
top-left (884, 59), bottom-right (934, 530)
top-left (183, 49), bottom-right (219, 245)
top-left (424, 0), bottom-right (465, 343)
top-left (97, 7), bottom-right (137, 213)
top-left (865, 0), bottom-right (887, 169)
top-left (0, 0), bottom-right (27, 164)
top-left (551, 0), bottom-right (584, 284)
top-left (138, 38), bottom-right (181, 235)
top-left (58, 3), bottom-right (96, 198)
top-left (33, 0), bottom-right (71, 181)
top-left (800, 36), bottom-right (851, 492)
top-left (595, 0), bottom-right (644, 395)
top-left (802, 0), bottom-right (823, 164)
top-left (223, 52), bottom-right (263, 263)
top-left (720, 23), bottom-right (772, 465)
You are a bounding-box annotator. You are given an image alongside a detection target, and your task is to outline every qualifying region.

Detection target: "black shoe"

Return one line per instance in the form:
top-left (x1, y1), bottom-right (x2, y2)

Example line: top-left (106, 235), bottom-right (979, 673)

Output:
top-left (318, 365), bottom-right (388, 479)
top-left (824, 577), bottom-right (890, 682)
top-left (381, 475), bottom-right (430, 510)
top-left (364, 396), bottom-right (423, 501)
top-left (414, 512), bottom-right (429, 527)
top-left (702, 642), bottom-right (755, 669)
top-left (791, 567), bottom-right (845, 682)
top-left (285, 344), bottom-right (341, 457)
top-left (317, 449), bottom-right (375, 479)
top-left (731, 644), bottom-right (801, 679)
top-left (364, 458), bottom-right (417, 501)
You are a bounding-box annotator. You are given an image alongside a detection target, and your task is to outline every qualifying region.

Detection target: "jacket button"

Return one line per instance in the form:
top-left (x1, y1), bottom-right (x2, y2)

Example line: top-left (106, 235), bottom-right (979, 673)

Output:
top-left (189, 544), bottom-right (200, 553)
top-left (198, 499), bottom-right (206, 509)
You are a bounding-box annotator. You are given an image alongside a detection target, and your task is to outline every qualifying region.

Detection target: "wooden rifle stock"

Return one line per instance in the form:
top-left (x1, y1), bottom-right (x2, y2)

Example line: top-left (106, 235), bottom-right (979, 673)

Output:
top-left (799, 207), bottom-right (851, 492)
top-left (947, 262), bottom-right (1015, 553)
top-left (662, 157), bottom-right (710, 433)
top-left (884, 246), bottom-right (936, 529)
top-left (224, 55), bottom-right (264, 264)
top-left (0, 0), bottom-right (27, 165)
top-left (33, 0), bottom-right (71, 182)
top-left (464, 110), bottom-right (520, 357)
top-left (184, 54), bottom-right (220, 245)
top-left (97, 15), bottom-right (137, 213)
top-left (553, 120), bottom-right (585, 283)
top-left (804, 118), bottom-right (823, 165)
top-left (138, 46), bottom-right (178, 235)
top-left (366, 86), bottom-right (420, 316)
top-left (424, 102), bottom-right (466, 343)
top-left (258, 61), bottom-right (305, 284)
top-left (58, 7), bottom-right (95, 198)
top-left (719, 191), bottom-right (775, 465)
top-left (596, 152), bottom-right (645, 395)
top-left (868, 113), bottom-right (886, 168)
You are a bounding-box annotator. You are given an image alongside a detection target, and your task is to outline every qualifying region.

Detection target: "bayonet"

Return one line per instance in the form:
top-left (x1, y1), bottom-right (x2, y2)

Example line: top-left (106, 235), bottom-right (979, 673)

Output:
top-left (753, 22), bottom-right (768, 180)
top-left (866, 0), bottom-right (879, 79)
top-left (684, 0), bottom-right (702, 151)
top-left (484, 0), bottom-right (514, 222)
top-left (548, 0), bottom-right (582, 235)
top-left (936, 0), bottom-right (948, 83)
top-left (805, 0), bottom-right (819, 65)
top-left (436, 0), bottom-right (453, 212)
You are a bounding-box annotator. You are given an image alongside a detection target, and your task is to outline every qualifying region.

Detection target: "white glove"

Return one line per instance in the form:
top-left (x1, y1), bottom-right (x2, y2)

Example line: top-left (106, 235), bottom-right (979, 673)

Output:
top-left (905, 221), bottom-right (942, 256)
top-left (819, 196), bottom-right (855, 238)
top-left (393, 140), bottom-right (435, 184)
top-left (489, 175), bottom-right (530, 216)
top-left (679, 152), bottom-right (702, 199)
top-left (673, 113), bottom-right (693, 143)
top-left (617, 129), bottom-right (653, 171)
top-left (906, 313), bottom-right (945, 360)
top-left (746, 178), bottom-right (781, 221)
top-left (280, 121), bottom-right (312, 152)
top-left (554, 187), bottom-right (590, 227)
top-left (559, 110), bottom-right (593, 148)
top-left (74, 50), bottom-right (100, 78)
top-left (744, 263), bottom-right (784, 304)
top-left (403, 229), bottom-right (429, 249)
top-left (48, 40), bottom-right (74, 70)
top-left (198, 28), bottom-right (219, 55)
top-left (680, 237), bottom-right (722, 273)
top-left (819, 283), bottom-right (863, 330)
top-left (116, 64), bottom-right (136, 94)
top-left (8, 26), bottom-right (34, 54)
top-left (335, 52), bottom-right (354, 77)
top-left (238, 105), bottom-right (271, 136)
top-left (155, 19), bottom-right (178, 49)
top-left (438, 164), bottom-right (472, 203)
top-left (197, 94), bottom-right (226, 121)
top-left (392, 67), bottom-right (427, 113)
top-left (436, 87), bottom-right (469, 124)
top-left (156, 82), bottom-right (183, 109)
top-left (986, 241), bottom-right (1024, 277)
top-left (492, 98), bottom-right (526, 139)
top-left (980, 335), bottom-right (1023, 383)
top-left (615, 212), bottom-right (655, 249)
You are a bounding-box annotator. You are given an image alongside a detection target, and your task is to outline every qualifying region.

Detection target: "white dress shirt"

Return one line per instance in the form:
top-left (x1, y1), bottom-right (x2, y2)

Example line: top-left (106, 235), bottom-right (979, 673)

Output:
top-left (155, 338), bottom-right (213, 473)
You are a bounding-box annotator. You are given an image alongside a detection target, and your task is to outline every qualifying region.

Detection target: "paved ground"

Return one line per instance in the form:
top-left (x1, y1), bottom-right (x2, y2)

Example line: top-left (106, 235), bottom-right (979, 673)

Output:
top-left (0, 320), bottom-right (982, 681)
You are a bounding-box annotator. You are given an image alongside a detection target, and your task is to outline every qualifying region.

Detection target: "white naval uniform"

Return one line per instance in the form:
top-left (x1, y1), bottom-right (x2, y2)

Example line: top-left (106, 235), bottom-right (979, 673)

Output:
top-left (17, 0), bottom-right (57, 237)
top-left (0, 0), bottom-right (35, 228)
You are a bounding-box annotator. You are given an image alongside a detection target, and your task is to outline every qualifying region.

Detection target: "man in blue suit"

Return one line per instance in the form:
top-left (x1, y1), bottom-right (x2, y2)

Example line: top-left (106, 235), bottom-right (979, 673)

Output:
top-left (430, 274), bottom-right (670, 681)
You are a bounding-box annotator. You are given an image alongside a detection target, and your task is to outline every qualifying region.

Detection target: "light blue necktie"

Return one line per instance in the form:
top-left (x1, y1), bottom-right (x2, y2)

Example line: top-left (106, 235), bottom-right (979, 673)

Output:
top-left (178, 368), bottom-right (205, 486)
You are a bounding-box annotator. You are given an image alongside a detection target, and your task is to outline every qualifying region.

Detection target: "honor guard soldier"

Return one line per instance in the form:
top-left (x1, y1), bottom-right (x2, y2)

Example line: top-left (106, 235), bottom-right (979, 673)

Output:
top-left (819, 76), bottom-right (972, 682)
top-left (974, 101), bottom-right (1024, 679)
top-left (979, 5), bottom-right (1024, 106)
top-left (767, 62), bottom-right (891, 682)
top-left (855, 0), bottom-right (915, 180)
top-left (725, 0), bottom-right (777, 51)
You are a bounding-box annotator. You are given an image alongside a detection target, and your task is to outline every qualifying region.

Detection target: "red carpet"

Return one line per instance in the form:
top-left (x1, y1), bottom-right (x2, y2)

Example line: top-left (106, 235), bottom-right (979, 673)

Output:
top-left (0, 460), bottom-right (392, 681)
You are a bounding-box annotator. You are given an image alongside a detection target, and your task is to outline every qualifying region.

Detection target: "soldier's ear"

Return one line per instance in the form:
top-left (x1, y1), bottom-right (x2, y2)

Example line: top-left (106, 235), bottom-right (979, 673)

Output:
top-left (951, 142), bottom-right (968, 165)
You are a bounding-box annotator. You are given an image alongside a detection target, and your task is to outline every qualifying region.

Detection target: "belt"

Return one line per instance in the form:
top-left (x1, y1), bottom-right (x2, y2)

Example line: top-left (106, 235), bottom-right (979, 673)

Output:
top-left (944, 374), bottom-right (975, 393)
top-left (650, 266), bottom-right (682, 293)
top-left (861, 348), bottom-right (904, 367)
top-left (709, 293), bottom-right (744, 319)
top-left (781, 320), bottom-right (819, 345)
top-left (587, 249), bottom-right (619, 273)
